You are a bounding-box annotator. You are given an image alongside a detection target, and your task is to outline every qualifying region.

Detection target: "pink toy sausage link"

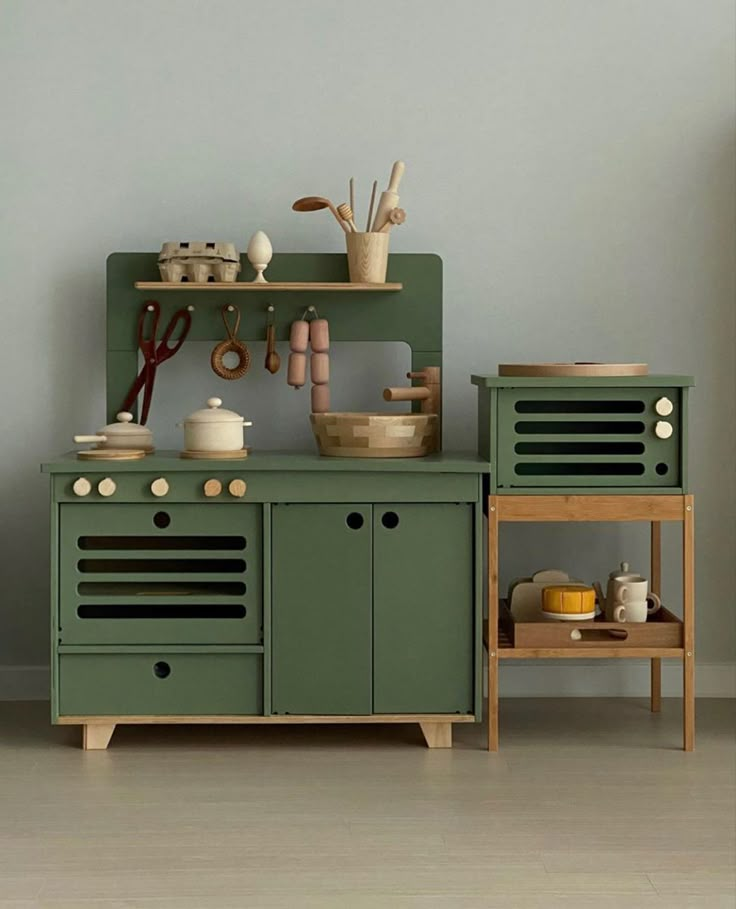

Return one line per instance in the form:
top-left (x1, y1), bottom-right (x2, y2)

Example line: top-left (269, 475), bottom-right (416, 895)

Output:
top-left (311, 384), bottom-right (330, 413)
top-left (287, 352), bottom-right (307, 388)
top-left (289, 320), bottom-right (309, 353)
top-left (309, 319), bottom-right (330, 353)
top-left (310, 352), bottom-right (330, 385)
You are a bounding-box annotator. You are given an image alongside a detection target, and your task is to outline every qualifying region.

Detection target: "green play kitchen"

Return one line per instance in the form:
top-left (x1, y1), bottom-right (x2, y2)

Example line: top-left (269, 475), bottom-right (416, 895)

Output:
top-left (42, 162), bottom-right (696, 752)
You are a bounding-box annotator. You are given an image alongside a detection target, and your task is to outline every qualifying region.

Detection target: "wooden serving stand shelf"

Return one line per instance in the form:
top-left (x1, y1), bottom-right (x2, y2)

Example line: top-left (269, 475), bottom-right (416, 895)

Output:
top-left (485, 494), bottom-right (695, 752)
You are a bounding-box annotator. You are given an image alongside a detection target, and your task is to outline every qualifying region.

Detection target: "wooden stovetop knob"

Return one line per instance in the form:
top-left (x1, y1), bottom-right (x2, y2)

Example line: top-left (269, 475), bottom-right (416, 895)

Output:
top-left (204, 479), bottom-right (222, 497)
top-left (228, 479), bottom-right (247, 498)
top-left (97, 477), bottom-right (116, 497)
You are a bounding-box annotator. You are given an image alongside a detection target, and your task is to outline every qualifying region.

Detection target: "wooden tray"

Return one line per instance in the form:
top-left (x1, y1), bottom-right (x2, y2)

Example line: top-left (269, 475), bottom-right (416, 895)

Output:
top-left (499, 603), bottom-right (683, 650)
top-left (498, 363), bottom-right (649, 377)
top-left (77, 449), bottom-right (147, 461)
top-left (180, 448), bottom-right (250, 460)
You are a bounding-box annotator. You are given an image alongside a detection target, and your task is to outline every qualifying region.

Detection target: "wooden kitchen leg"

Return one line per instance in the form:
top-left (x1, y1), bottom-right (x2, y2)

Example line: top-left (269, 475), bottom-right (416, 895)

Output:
top-left (419, 722), bottom-right (452, 748)
top-left (683, 496), bottom-right (695, 751)
top-left (83, 724), bottom-right (116, 751)
top-left (488, 496), bottom-right (499, 752)
top-left (650, 521), bottom-right (662, 713)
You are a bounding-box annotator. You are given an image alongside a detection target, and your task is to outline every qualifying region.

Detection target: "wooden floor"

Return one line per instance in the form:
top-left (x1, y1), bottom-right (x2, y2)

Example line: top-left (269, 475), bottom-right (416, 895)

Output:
top-left (0, 699), bottom-right (734, 908)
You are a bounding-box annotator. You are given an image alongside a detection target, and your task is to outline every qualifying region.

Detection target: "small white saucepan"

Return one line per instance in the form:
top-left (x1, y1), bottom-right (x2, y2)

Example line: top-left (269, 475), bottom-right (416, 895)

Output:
top-left (74, 412), bottom-right (154, 452)
top-left (179, 397), bottom-right (252, 453)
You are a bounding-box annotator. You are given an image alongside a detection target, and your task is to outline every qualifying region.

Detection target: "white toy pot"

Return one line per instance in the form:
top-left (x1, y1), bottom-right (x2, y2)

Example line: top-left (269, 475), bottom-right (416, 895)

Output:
top-left (179, 397), bottom-right (252, 452)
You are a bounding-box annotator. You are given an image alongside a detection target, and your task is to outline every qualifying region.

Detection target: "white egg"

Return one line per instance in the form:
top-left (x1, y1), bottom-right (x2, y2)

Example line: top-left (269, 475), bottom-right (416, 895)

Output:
top-left (247, 230), bottom-right (273, 265)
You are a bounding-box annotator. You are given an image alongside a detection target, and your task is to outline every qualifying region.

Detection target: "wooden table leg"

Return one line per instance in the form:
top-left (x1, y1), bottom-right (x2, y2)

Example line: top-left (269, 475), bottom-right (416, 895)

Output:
top-left (650, 521), bottom-right (662, 713)
top-left (83, 724), bottom-right (116, 751)
top-left (683, 496), bottom-right (695, 751)
top-left (488, 496), bottom-right (499, 752)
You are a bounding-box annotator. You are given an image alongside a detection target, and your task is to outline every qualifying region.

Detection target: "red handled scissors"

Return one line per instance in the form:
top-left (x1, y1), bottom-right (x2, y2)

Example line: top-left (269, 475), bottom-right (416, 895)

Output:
top-left (121, 300), bottom-right (192, 424)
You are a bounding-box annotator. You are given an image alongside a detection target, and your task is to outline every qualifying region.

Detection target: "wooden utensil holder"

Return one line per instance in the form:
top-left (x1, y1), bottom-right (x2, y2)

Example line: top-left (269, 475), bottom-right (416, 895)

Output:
top-left (346, 232), bottom-right (389, 284)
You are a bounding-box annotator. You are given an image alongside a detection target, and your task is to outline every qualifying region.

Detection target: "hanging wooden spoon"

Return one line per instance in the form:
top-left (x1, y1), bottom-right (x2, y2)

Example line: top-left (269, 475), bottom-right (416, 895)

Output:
top-left (265, 322), bottom-right (280, 374)
top-left (292, 196), bottom-right (350, 233)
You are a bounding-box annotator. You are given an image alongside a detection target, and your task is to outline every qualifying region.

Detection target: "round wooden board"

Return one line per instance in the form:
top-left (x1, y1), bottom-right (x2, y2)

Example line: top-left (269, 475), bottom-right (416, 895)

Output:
top-left (77, 449), bottom-right (147, 460)
top-left (498, 362), bottom-right (649, 377)
top-left (180, 448), bottom-right (250, 460)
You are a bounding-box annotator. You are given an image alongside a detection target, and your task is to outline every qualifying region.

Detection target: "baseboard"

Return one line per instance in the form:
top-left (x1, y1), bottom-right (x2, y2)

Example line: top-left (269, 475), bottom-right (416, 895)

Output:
top-left (1, 662), bottom-right (734, 701)
top-left (0, 666), bottom-right (50, 701)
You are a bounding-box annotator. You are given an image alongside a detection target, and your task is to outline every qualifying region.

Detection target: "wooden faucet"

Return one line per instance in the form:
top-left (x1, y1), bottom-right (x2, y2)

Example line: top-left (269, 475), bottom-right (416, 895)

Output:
top-left (383, 367), bottom-right (441, 417)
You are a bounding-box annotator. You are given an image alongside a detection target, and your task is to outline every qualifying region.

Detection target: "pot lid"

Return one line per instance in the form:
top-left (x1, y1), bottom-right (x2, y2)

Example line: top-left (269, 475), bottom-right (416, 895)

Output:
top-left (184, 397), bottom-right (244, 423)
top-left (608, 561), bottom-right (634, 578)
top-left (101, 412), bottom-right (153, 437)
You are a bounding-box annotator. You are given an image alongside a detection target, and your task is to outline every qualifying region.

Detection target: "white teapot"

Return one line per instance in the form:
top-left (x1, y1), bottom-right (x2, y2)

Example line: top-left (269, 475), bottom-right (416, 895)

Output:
top-left (593, 561), bottom-right (642, 621)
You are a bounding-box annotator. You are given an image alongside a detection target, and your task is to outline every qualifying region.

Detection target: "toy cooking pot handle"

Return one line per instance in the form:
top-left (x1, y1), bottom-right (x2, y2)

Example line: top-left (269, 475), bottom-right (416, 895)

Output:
top-left (646, 592), bottom-right (662, 615)
top-left (74, 434), bottom-right (107, 443)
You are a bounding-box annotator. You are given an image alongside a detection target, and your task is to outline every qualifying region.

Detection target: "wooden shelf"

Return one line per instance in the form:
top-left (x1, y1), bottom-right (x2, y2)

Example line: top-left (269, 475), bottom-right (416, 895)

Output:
top-left (133, 281), bottom-right (403, 292)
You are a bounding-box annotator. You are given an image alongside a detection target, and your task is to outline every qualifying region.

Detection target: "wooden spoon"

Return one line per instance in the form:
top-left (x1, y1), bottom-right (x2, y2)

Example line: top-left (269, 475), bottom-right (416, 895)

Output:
top-left (336, 203), bottom-right (358, 232)
top-left (265, 321), bottom-right (280, 374)
top-left (292, 196), bottom-right (349, 234)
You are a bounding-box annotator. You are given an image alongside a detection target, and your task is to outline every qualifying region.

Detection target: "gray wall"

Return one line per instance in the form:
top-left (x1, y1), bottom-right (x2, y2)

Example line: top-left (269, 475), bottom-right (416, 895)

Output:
top-left (1, 1), bottom-right (734, 683)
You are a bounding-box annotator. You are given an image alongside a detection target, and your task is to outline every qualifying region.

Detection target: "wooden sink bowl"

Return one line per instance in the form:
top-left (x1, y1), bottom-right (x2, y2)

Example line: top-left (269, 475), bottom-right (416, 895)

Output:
top-left (310, 412), bottom-right (439, 458)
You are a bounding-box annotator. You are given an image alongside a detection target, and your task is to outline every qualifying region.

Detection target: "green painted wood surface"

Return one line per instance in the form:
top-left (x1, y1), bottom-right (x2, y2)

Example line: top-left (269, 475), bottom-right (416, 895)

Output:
top-left (43, 450), bottom-right (488, 474)
top-left (59, 652), bottom-right (262, 715)
top-left (473, 378), bottom-right (690, 492)
top-left (372, 504), bottom-right (474, 714)
top-left (59, 504), bottom-right (262, 645)
top-left (49, 470), bottom-right (480, 506)
top-left (472, 490), bottom-right (483, 718)
top-left (271, 504), bottom-right (373, 715)
top-left (107, 253), bottom-right (443, 424)
top-left (50, 502), bottom-right (59, 722)
top-left (494, 386), bottom-right (683, 490)
top-left (262, 503), bottom-right (272, 716)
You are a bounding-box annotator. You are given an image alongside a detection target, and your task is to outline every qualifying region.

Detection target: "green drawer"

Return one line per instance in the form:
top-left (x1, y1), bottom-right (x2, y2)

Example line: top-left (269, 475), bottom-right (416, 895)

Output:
top-left (59, 651), bottom-right (262, 715)
top-left (59, 504), bottom-right (262, 645)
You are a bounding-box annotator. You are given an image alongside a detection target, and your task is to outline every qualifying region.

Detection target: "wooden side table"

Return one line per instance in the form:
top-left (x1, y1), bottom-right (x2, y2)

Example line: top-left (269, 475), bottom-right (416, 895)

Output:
top-left (486, 494), bottom-right (695, 751)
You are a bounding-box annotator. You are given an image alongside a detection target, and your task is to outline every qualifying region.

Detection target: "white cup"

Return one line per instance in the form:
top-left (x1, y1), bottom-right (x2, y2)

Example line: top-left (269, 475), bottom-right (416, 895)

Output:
top-left (612, 576), bottom-right (651, 602)
top-left (612, 593), bottom-right (662, 623)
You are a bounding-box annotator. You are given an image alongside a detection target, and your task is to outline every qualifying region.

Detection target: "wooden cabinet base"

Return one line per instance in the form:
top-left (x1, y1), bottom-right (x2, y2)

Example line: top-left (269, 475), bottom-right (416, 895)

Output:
top-left (419, 722), bottom-right (452, 748)
top-left (64, 715), bottom-right (474, 751)
top-left (82, 724), bottom-right (116, 751)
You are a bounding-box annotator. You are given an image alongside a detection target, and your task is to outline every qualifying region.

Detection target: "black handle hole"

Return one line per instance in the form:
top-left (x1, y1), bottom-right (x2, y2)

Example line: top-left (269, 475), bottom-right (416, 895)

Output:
top-left (153, 661), bottom-right (171, 679)
top-left (153, 511), bottom-right (171, 529)
top-left (655, 462), bottom-right (669, 476)
top-left (381, 511), bottom-right (400, 529)
top-left (346, 512), bottom-right (364, 530)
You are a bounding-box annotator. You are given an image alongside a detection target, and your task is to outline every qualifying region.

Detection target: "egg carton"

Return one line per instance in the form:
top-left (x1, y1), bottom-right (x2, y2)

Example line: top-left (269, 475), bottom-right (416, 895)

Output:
top-left (158, 242), bottom-right (241, 283)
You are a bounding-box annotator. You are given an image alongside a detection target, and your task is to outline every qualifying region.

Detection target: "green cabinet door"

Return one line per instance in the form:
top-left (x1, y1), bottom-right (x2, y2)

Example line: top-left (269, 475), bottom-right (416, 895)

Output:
top-left (271, 504), bottom-right (372, 715)
top-left (373, 504), bottom-right (474, 714)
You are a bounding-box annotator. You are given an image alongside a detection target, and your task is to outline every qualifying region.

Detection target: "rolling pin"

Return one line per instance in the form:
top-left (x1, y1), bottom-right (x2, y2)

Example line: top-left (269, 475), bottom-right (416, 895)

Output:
top-left (371, 160), bottom-right (405, 232)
